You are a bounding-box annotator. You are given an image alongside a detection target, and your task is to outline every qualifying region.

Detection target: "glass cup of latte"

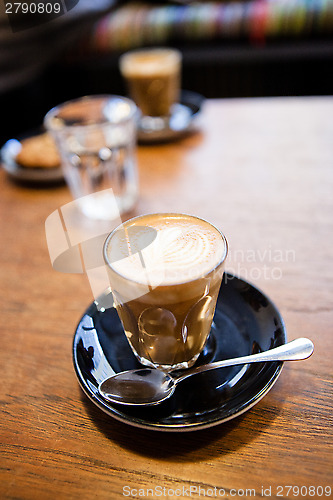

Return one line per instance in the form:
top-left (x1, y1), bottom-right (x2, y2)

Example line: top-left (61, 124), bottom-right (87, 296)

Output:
top-left (103, 213), bottom-right (228, 371)
top-left (119, 48), bottom-right (182, 118)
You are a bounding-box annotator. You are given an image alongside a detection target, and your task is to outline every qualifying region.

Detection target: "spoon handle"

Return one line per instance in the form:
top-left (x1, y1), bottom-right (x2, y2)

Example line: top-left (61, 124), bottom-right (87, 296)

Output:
top-left (175, 337), bottom-right (314, 384)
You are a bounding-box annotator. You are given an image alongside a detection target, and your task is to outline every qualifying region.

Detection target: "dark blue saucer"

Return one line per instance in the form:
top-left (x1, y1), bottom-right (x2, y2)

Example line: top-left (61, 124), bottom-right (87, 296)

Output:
top-left (73, 273), bottom-right (286, 431)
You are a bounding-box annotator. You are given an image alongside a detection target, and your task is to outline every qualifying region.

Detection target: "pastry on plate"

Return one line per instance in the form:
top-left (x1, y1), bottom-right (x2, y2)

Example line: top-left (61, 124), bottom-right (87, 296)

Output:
top-left (15, 133), bottom-right (60, 169)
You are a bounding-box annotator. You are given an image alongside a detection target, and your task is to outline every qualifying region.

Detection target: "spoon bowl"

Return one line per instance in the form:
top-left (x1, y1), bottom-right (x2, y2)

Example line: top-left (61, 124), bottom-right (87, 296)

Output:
top-left (100, 368), bottom-right (176, 405)
top-left (99, 337), bottom-right (314, 406)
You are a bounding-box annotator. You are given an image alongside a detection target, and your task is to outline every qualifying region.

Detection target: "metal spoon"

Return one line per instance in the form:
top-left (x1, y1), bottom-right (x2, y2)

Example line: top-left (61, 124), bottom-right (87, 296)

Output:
top-left (98, 337), bottom-right (314, 406)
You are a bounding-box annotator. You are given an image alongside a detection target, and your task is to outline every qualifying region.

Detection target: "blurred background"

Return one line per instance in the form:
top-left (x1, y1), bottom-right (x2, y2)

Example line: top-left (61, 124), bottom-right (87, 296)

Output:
top-left (1, 0), bottom-right (333, 145)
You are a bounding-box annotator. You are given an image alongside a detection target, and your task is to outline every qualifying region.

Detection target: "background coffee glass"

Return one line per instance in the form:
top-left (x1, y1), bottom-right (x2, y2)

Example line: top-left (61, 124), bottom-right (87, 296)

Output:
top-left (103, 213), bottom-right (228, 371)
top-left (44, 95), bottom-right (138, 220)
top-left (119, 48), bottom-right (182, 118)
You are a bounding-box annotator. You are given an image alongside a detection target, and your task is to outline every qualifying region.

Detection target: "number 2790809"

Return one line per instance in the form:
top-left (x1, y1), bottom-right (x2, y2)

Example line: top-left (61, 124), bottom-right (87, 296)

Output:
top-left (276, 485), bottom-right (331, 497)
top-left (5, 2), bottom-right (62, 14)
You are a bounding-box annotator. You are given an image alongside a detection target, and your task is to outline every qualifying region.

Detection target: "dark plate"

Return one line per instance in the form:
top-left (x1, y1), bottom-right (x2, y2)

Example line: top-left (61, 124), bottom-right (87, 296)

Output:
top-left (73, 274), bottom-right (286, 431)
top-left (137, 90), bottom-right (204, 144)
top-left (0, 128), bottom-right (64, 184)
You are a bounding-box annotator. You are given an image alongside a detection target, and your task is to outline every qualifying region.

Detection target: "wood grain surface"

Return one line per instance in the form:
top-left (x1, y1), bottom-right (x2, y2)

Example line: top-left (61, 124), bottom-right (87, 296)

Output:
top-left (1, 97), bottom-right (332, 499)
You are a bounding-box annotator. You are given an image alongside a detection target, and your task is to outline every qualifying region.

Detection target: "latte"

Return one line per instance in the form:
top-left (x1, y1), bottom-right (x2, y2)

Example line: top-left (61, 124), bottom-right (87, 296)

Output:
top-left (104, 213), bottom-right (227, 370)
top-left (119, 48), bottom-right (181, 117)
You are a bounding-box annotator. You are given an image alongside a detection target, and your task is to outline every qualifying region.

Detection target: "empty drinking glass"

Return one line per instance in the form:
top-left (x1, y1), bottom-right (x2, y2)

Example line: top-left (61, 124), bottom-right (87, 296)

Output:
top-left (44, 95), bottom-right (139, 220)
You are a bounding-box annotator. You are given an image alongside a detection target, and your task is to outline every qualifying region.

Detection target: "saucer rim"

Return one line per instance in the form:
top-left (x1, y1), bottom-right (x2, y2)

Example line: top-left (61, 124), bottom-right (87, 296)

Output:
top-left (76, 367), bottom-right (283, 432)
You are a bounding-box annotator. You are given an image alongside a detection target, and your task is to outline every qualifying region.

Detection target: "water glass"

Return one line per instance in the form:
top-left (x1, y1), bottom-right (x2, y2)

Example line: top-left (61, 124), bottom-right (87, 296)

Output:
top-left (44, 95), bottom-right (139, 220)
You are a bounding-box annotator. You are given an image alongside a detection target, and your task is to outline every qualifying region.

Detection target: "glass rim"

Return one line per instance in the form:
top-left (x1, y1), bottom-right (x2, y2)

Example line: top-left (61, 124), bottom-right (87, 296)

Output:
top-left (103, 212), bottom-right (228, 286)
top-left (119, 47), bottom-right (182, 75)
top-left (119, 46), bottom-right (182, 61)
top-left (44, 94), bottom-right (138, 132)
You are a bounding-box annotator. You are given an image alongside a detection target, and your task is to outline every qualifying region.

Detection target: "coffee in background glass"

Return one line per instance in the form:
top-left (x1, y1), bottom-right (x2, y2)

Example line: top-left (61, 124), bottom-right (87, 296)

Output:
top-left (119, 48), bottom-right (182, 117)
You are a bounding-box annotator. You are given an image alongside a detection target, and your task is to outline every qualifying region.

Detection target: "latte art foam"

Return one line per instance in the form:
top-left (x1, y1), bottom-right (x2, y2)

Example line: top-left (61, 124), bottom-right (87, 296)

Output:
top-left (106, 214), bottom-right (226, 286)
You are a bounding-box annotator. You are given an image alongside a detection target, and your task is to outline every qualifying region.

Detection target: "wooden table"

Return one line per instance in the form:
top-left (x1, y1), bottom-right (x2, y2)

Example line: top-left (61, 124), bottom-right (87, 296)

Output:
top-left (1, 97), bottom-right (332, 499)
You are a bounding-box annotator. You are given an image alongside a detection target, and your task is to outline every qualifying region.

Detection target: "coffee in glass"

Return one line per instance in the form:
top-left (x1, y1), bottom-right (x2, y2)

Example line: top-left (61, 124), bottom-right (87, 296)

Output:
top-left (119, 48), bottom-right (182, 117)
top-left (104, 213), bottom-right (228, 370)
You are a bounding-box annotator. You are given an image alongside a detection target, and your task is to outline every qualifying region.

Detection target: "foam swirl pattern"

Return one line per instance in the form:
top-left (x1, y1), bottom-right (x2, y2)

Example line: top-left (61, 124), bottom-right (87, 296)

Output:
top-left (107, 214), bottom-right (226, 286)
